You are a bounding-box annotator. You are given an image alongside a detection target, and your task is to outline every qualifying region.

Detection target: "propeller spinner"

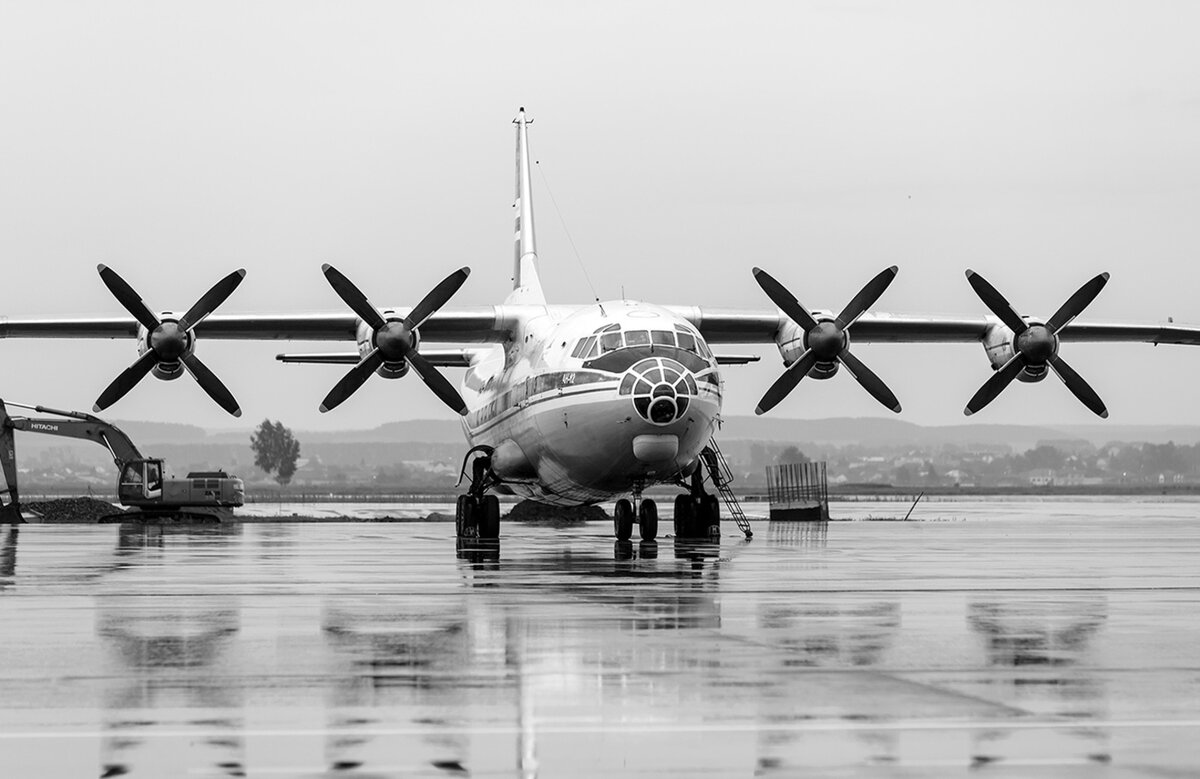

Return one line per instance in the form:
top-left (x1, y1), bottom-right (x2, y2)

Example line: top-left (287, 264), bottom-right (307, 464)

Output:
top-left (753, 266), bottom-right (902, 415)
top-left (94, 265), bottom-right (245, 417)
top-left (963, 269), bottom-right (1110, 418)
top-left (319, 265), bottom-right (471, 415)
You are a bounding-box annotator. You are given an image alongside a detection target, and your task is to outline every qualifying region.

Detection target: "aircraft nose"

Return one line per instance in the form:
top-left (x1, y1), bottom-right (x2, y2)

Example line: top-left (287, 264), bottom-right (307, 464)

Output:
top-left (624, 357), bottom-right (699, 426)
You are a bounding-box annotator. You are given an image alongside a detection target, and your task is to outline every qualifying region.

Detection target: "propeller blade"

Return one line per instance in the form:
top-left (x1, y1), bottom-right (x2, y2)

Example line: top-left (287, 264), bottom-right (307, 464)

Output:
top-left (97, 264), bottom-right (161, 332)
top-left (755, 348), bottom-right (819, 415)
top-left (964, 353), bottom-right (1025, 416)
top-left (181, 353), bottom-right (242, 417)
top-left (319, 349), bottom-right (384, 413)
top-left (322, 264), bottom-right (387, 331)
top-left (177, 269), bottom-right (247, 331)
top-left (965, 270), bottom-right (1028, 335)
top-left (94, 350), bottom-right (158, 412)
top-left (404, 267), bottom-right (471, 331)
top-left (1048, 354), bottom-right (1108, 418)
top-left (405, 348), bottom-right (469, 415)
top-left (837, 349), bottom-right (901, 413)
top-left (752, 268), bottom-right (820, 332)
top-left (834, 266), bottom-right (899, 330)
top-left (1046, 272), bottom-right (1110, 334)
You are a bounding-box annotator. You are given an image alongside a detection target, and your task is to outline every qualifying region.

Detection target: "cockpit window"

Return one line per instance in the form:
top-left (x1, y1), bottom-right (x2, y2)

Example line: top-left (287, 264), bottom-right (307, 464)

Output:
top-left (676, 330), bottom-right (697, 353)
top-left (651, 330), bottom-right (675, 347)
top-left (624, 330), bottom-right (651, 347)
top-left (598, 323), bottom-right (621, 333)
top-left (571, 336), bottom-right (598, 359)
top-left (583, 337), bottom-right (600, 358)
top-left (600, 332), bottom-right (622, 353)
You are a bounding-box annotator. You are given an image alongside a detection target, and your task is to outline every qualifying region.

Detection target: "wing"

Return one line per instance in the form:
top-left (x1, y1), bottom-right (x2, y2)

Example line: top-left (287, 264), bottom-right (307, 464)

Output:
top-left (672, 307), bottom-right (1200, 346)
top-left (276, 348), bottom-right (491, 367)
top-left (0, 307), bottom-right (510, 343)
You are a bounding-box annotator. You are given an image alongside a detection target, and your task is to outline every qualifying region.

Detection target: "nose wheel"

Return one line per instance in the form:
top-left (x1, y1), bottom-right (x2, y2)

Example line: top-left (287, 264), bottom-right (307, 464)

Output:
top-left (613, 497), bottom-right (659, 542)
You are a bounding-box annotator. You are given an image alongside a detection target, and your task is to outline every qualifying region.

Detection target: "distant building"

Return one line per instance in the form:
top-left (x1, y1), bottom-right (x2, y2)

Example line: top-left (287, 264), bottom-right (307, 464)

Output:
top-left (1024, 469), bottom-right (1056, 487)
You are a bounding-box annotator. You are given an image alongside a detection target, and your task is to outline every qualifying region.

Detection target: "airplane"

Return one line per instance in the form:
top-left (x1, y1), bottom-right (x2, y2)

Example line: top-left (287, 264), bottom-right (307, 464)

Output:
top-left (4, 107), bottom-right (1200, 542)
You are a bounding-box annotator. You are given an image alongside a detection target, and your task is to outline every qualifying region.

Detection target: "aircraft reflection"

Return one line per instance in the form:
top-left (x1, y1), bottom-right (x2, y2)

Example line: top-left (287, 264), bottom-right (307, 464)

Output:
top-left (95, 523), bottom-right (246, 779)
top-left (968, 596), bottom-right (1111, 766)
top-left (316, 537), bottom-right (742, 775)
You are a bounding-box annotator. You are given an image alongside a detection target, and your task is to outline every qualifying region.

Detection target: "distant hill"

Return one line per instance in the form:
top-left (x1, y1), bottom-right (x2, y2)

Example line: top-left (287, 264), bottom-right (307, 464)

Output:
top-left (171, 416), bottom-right (1200, 449)
top-left (18, 415), bottom-right (1200, 455)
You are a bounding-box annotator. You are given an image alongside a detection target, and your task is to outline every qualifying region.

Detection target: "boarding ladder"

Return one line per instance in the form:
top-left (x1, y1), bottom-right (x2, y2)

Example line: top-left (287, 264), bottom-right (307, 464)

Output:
top-left (700, 439), bottom-right (752, 539)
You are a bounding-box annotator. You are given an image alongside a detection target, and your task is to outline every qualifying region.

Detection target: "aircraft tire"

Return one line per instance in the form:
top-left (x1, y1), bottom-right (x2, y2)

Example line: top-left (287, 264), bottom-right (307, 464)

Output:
top-left (638, 499), bottom-right (658, 542)
top-left (479, 495), bottom-right (501, 539)
top-left (673, 494), bottom-right (692, 537)
top-left (614, 499), bottom-right (634, 541)
top-left (456, 495), bottom-right (477, 538)
top-left (704, 494), bottom-right (721, 540)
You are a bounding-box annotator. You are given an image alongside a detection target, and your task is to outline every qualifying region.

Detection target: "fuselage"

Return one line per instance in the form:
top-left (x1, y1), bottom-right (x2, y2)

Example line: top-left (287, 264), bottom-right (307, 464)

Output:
top-left (459, 300), bottom-right (723, 505)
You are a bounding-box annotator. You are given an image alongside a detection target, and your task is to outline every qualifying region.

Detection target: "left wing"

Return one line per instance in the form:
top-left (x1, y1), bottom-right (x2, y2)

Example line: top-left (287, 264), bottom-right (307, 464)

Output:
top-left (679, 266), bottom-right (1200, 418)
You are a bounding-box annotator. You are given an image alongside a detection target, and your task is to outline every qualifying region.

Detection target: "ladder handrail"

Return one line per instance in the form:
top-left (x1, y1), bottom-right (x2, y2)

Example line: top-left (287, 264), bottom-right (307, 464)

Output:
top-left (701, 439), bottom-right (752, 539)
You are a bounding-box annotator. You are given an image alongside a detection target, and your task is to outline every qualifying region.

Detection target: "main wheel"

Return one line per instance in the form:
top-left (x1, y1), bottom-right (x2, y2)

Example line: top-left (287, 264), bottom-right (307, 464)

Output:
top-left (479, 494), bottom-right (501, 539)
top-left (673, 494), bottom-right (693, 537)
top-left (703, 494), bottom-right (721, 539)
top-left (614, 499), bottom-right (634, 541)
top-left (638, 499), bottom-right (658, 542)
top-left (456, 495), bottom-right (478, 538)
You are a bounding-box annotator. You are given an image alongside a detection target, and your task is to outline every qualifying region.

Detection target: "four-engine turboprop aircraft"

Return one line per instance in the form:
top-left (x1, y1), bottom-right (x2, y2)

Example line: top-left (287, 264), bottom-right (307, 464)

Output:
top-left (4, 108), bottom-right (1200, 540)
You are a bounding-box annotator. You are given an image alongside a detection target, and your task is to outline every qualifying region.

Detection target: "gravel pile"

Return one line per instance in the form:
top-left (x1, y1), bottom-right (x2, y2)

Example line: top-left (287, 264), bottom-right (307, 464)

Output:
top-left (23, 498), bottom-right (128, 523)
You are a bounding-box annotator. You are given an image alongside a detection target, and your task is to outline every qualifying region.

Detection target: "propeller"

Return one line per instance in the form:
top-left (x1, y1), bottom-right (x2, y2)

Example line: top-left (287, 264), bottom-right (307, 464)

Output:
top-left (319, 265), bottom-right (471, 415)
top-left (963, 269), bottom-right (1110, 418)
top-left (753, 266), bottom-right (901, 415)
top-left (94, 265), bottom-right (246, 416)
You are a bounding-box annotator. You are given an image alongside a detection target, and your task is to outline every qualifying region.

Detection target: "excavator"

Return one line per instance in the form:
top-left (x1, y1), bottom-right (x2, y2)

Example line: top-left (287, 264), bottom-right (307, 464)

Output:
top-left (0, 399), bottom-right (244, 523)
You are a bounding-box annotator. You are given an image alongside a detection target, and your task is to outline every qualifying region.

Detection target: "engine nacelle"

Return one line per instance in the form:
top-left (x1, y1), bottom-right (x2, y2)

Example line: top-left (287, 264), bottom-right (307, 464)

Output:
top-left (137, 315), bottom-right (193, 381)
top-left (356, 316), bottom-right (418, 379)
top-left (980, 323), bottom-right (1046, 383)
top-left (775, 312), bottom-right (841, 379)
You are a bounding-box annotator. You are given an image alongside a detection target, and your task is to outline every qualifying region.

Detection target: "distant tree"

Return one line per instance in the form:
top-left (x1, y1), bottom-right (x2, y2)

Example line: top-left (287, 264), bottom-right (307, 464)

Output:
top-left (250, 419), bottom-right (301, 486)
top-left (777, 445), bottom-right (811, 465)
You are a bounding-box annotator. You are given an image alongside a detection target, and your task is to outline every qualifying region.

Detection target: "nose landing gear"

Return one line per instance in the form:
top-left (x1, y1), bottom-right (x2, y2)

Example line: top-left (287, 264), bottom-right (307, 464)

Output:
top-left (614, 497), bottom-right (659, 542)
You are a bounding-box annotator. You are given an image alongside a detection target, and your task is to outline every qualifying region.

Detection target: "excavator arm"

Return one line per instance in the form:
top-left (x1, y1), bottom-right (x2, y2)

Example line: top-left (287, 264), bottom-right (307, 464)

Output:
top-left (0, 399), bottom-right (146, 523)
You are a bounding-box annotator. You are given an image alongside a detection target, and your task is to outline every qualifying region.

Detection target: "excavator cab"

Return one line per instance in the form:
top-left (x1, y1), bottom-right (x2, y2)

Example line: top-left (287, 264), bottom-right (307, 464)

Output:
top-left (118, 459), bottom-right (164, 503)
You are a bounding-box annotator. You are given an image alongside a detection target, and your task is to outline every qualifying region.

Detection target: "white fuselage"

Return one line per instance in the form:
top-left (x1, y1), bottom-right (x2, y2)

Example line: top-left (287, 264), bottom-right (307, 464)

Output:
top-left (459, 300), bottom-right (723, 506)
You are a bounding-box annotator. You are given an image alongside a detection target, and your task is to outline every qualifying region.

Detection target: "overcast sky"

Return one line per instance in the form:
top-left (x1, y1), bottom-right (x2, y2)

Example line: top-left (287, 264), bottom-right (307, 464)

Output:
top-left (1, 1), bottom-right (1199, 431)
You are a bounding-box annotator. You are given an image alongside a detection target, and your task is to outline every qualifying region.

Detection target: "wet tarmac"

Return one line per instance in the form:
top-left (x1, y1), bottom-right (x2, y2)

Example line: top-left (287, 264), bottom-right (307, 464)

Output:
top-left (1, 503), bottom-right (1198, 777)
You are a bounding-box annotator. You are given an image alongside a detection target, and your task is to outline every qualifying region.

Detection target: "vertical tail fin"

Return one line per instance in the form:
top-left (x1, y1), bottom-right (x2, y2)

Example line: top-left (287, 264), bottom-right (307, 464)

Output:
top-left (509, 108), bottom-right (545, 304)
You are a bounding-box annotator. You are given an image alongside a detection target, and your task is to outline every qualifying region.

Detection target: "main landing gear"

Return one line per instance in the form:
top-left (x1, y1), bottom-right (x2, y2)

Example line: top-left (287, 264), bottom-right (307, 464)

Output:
top-left (674, 491), bottom-right (720, 540)
top-left (674, 469), bottom-right (721, 541)
top-left (456, 446), bottom-right (501, 540)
